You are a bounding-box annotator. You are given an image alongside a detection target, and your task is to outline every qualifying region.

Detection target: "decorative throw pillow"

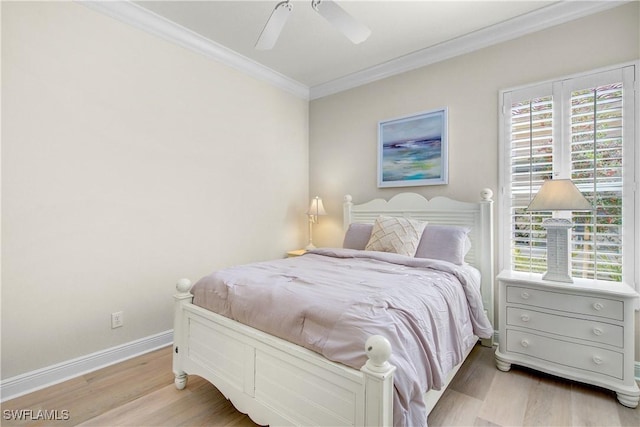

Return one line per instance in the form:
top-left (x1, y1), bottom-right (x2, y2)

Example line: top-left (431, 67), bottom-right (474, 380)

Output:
top-left (365, 216), bottom-right (427, 256)
top-left (414, 225), bottom-right (472, 265)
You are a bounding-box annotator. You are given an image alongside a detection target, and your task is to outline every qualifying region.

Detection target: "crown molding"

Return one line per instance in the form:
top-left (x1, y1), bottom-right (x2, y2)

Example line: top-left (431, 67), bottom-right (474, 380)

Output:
top-left (308, 0), bottom-right (630, 100)
top-left (79, 0), bottom-right (627, 102)
top-left (79, 1), bottom-right (309, 100)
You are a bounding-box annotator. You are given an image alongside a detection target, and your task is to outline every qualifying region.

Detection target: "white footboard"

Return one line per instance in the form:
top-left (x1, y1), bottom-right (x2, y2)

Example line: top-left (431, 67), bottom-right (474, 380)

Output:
top-left (173, 279), bottom-right (396, 427)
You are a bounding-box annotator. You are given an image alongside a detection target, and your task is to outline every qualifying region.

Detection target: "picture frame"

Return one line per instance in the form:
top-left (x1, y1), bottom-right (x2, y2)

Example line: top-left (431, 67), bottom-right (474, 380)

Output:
top-left (377, 108), bottom-right (448, 188)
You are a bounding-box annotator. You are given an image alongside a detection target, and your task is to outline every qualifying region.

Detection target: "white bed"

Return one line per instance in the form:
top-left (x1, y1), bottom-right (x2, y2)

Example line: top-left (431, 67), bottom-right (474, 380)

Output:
top-left (173, 190), bottom-right (495, 426)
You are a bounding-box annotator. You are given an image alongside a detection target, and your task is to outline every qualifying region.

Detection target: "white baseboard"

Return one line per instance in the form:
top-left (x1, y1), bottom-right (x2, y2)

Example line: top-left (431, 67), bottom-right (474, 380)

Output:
top-left (0, 330), bottom-right (173, 402)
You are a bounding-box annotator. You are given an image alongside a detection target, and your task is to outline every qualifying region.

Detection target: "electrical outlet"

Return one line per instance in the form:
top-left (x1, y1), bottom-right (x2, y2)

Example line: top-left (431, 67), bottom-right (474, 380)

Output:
top-left (111, 311), bottom-right (124, 329)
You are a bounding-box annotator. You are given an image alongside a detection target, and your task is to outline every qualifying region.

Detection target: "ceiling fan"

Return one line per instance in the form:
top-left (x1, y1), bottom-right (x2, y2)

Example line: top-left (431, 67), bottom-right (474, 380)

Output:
top-left (255, 0), bottom-right (371, 50)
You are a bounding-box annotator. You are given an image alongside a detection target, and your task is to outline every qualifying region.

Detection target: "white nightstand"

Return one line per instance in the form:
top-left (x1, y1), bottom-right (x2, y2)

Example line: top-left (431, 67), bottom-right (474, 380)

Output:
top-left (495, 270), bottom-right (640, 408)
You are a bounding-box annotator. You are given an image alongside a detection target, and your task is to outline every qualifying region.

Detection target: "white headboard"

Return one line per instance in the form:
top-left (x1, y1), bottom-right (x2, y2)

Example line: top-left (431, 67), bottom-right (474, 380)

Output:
top-left (343, 190), bottom-right (495, 331)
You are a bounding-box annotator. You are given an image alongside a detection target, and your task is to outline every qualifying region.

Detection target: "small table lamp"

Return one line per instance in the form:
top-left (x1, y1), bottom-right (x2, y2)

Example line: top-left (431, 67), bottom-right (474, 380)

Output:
top-left (527, 179), bottom-right (592, 283)
top-left (306, 196), bottom-right (326, 250)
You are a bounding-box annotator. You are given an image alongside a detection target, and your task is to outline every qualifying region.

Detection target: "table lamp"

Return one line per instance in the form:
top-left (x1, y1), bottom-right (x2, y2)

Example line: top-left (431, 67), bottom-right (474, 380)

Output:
top-left (306, 196), bottom-right (326, 250)
top-left (527, 179), bottom-right (592, 283)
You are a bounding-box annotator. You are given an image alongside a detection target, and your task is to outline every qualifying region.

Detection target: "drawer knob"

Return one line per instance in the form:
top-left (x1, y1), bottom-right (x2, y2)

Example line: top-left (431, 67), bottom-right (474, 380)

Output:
top-left (593, 302), bottom-right (604, 311)
top-left (521, 291), bottom-right (530, 300)
top-left (520, 314), bottom-right (530, 322)
top-left (593, 356), bottom-right (603, 365)
top-left (520, 339), bottom-right (529, 348)
top-left (592, 327), bottom-right (603, 336)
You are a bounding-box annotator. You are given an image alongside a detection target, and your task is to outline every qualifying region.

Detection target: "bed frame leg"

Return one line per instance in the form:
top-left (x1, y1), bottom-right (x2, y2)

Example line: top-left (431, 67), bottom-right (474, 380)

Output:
top-left (175, 373), bottom-right (188, 390)
top-left (173, 278), bottom-right (193, 391)
top-left (361, 335), bottom-right (396, 427)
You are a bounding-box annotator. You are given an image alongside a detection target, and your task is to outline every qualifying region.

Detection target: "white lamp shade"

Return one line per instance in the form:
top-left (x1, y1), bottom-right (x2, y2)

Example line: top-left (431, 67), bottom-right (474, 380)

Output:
top-left (307, 197), bottom-right (327, 217)
top-left (527, 179), bottom-right (592, 212)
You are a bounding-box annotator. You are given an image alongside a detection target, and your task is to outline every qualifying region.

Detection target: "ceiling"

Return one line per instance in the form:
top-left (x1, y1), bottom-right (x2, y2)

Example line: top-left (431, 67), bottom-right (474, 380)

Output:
top-left (99, 1), bottom-right (624, 98)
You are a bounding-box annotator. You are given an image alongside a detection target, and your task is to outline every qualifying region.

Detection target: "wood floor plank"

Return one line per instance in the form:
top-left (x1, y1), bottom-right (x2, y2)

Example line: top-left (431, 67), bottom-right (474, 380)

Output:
top-left (1, 347), bottom-right (174, 427)
top-left (473, 416), bottom-right (501, 426)
top-left (522, 371), bottom-right (572, 426)
top-left (570, 382), bottom-right (622, 427)
top-left (0, 375), bottom-right (90, 424)
top-left (617, 398), bottom-right (640, 427)
top-left (2, 344), bottom-right (639, 427)
top-left (427, 388), bottom-right (484, 426)
top-left (449, 342), bottom-right (498, 401)
top-left (476, 367), bottom-right (536, 426)
top-left (143, 377), bottom-right (257, 427)
top-left (76, 384), bottom-right (189, 426)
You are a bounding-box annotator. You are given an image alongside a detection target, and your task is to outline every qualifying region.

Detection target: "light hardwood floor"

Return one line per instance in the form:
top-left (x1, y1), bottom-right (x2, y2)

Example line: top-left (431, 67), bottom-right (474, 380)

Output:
top-left (2, 344), bottom-right (638, 426)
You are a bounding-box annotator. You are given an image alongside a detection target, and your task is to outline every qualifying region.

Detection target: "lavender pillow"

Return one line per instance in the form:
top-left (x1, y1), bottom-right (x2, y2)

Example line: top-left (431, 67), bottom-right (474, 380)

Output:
top-left (343, 223), bottom-right (374, 250)
top-left (415, 225), bottom-right (471, 265)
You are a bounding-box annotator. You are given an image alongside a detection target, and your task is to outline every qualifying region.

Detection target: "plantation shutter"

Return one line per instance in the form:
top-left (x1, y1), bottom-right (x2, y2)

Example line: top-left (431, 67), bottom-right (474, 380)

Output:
top-left (500, 65), bottom-right (636, 285)
top-left (569, 79), bottom-right (624, 281)
top-left (505, 88), bottom-right (553, 273)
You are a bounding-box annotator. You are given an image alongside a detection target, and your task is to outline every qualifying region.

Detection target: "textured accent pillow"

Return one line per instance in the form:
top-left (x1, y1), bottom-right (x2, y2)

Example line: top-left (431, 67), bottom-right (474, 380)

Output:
top-left (415, 225), bottom-right (471, 265)
top-left (365, 216), bottom-right (427, 256)
top-left (343, 223), bottom-right (374, 250)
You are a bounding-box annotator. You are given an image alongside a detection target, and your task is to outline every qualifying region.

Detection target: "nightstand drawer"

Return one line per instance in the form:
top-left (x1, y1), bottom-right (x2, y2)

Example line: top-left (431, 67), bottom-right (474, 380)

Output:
top-left (506, 330), bottom-right (623, 379)
top-left (506, 285), bottom-right (623, 321)
top-left (506, 307), bottom-right (623, 347)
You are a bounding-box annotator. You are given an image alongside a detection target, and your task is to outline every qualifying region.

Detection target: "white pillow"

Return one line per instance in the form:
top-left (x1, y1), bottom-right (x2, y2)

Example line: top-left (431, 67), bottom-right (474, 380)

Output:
top-left (365, 216), bottom-right (427, 257)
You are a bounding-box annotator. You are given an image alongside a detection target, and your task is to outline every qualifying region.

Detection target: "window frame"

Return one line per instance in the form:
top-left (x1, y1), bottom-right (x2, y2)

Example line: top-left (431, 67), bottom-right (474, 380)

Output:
top-left (498, 62), bottom-right (639, 290)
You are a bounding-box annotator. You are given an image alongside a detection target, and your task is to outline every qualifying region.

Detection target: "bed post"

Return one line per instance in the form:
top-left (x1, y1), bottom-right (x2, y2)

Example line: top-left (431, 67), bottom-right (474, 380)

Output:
top-left (361, 335), bottom-right (396, 427)
top-left (479, 189), bottom-right (495, 347)
top-left (173, 278), bottom-right (192, 390)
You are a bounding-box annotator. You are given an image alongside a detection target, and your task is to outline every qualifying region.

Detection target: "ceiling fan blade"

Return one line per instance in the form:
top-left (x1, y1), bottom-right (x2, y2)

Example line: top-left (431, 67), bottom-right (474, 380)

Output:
top-left (255, 1), bottom-right (293, 50)
top-left (311, 0), bottom-right (371, 44)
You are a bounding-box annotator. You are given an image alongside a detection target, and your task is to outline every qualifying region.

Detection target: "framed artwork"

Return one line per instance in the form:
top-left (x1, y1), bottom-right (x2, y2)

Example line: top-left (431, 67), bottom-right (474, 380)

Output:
top-left (377, 108), bottom-right (448, 187)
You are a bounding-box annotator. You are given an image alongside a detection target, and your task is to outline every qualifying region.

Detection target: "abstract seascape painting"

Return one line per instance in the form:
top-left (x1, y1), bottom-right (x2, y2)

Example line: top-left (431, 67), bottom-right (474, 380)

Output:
top-left (378, 108), bottom-right (448, 187)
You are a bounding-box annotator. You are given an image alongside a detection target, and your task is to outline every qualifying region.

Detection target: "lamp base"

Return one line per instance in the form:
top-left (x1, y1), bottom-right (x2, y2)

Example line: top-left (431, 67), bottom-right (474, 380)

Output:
top-left (542, 218), bottom-right (574, 283)
top-left (306, 215), bottom-right (318, 251)
top-left (542, 271), bottom-right (573, 283)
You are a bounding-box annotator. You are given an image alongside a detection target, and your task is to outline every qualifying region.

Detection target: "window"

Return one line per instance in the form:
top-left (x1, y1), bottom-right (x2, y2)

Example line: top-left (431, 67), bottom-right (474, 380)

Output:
top-left (499, 64), bottom-right (637, 286)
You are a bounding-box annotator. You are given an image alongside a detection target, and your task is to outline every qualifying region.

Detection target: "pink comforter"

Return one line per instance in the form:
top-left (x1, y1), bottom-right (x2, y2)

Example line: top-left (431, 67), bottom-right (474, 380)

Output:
top-left (192, 248), bottom-right (493, 426)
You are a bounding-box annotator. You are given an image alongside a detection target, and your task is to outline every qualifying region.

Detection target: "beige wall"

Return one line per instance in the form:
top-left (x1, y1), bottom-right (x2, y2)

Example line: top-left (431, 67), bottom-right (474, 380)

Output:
top-left (1, 2), bottom-right (308, 379)
top-left (309, 3), bottom-right (639, 354)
